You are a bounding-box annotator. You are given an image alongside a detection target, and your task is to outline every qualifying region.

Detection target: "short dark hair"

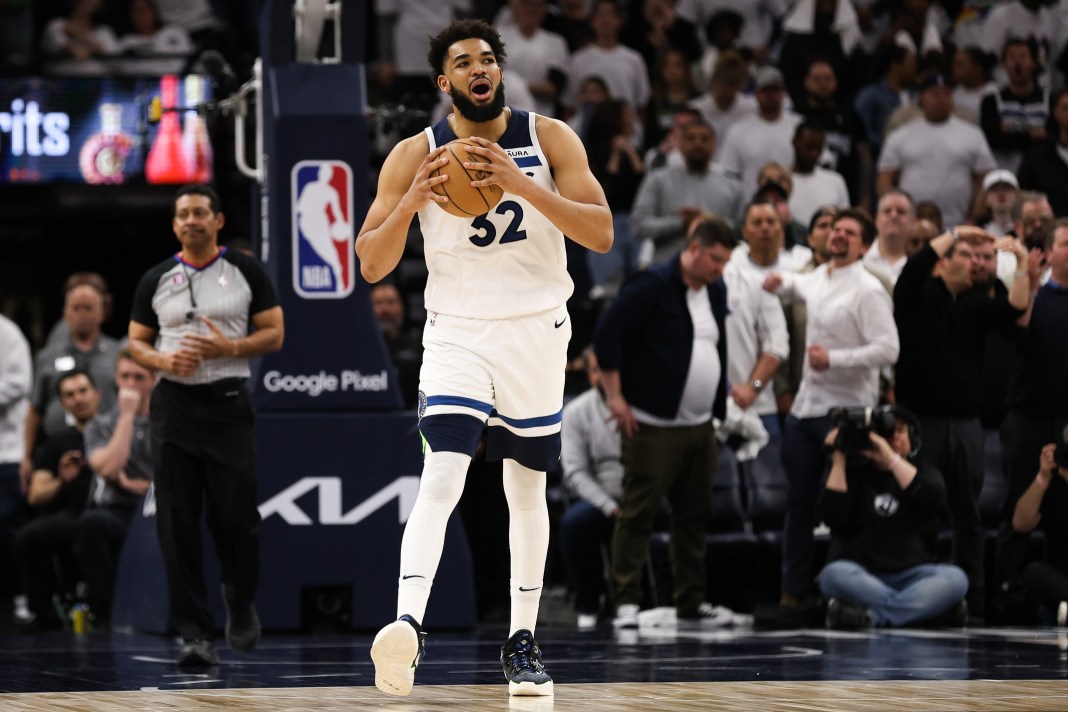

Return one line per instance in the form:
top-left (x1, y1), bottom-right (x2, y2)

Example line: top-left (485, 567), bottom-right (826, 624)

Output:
top-left (793, 120), bottom-right (826, 142)
top-left (807, 205), bottom-right (838, 234)
top-left (175, 184), bottom-right (221, 214)
top-left (833, 207), bottom-right (877, 246)
top-left (427, 19), bottom-right (507, 75)
top-left (63, 271), bottom-right (112, 318)
top-left (55, 368), bottom-right (96, 398)
top-left (1001, 36), bottom-right (1038, 65)
top-left (744, 198), bottom-right (782, 226)
top-left (690, 215), bottom-right (738, 251)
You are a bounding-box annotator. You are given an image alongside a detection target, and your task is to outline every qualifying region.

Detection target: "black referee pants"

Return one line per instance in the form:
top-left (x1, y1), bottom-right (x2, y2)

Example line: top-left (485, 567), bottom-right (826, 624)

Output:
top-left (150, 378), bottom-right (261, 641)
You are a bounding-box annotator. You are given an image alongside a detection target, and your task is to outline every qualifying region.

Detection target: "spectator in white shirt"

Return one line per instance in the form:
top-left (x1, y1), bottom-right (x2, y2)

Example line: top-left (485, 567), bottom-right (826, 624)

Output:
top-left (566, 0), bottom-right (651, 116)
top-left (717, 65), bottom-right (802, 197)
top-left (788, 121), bottom-right (850, 227)
top-left (864, 189), bottom-right (915, 285)
top-left (688, 49), bottom-right (757, 160)
top-left (497, 0), bottom-right (571, 118)
top-left (762, 208), bottom-right (900, 606)
top-left (877, 72), bottom-right (997, 229)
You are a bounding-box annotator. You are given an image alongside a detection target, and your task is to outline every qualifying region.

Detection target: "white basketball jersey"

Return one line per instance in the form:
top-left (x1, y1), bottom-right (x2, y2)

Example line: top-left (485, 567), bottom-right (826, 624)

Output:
top-left (419, 110), bottom-right (573, 319)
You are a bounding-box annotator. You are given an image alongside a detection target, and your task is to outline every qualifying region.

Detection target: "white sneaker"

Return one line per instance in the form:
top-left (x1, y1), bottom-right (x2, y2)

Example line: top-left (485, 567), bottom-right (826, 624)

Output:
top-left (1058, 601), bottom-right (1067, 627)
top-left (612, 604), bottom-right (640, 629)
top-left (12, 595), bottom-right (31, 624)
top-left (370, 615), bottom-right (425, 697)
top-left (678, 602), bottom-right (734, 630)
top-left (576, 613), bottom-right (598, 631)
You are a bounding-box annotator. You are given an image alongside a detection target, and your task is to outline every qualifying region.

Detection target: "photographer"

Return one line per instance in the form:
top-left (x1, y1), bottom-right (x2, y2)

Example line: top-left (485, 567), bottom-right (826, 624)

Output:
top-left (818, 406), bottom-right (969, 629)
top-left (1012, 440), bottom-right (1068, 625)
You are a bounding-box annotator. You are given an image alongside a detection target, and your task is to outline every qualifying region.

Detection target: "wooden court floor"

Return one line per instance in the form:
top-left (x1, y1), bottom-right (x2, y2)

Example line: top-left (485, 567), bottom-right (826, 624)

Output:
top-left (5, 681), bottom-right (1068, 711)
top-left (3, 623), bottom-right (1068, 711)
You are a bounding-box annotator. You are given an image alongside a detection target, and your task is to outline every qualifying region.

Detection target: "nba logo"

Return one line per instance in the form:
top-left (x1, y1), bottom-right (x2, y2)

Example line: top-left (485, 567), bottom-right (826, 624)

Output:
top-left (292, 160), bottom-right (355, 299)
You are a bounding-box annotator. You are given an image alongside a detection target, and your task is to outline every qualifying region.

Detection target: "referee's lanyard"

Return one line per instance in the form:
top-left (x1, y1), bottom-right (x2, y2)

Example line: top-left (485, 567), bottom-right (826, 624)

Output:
top-left (182, 264), bottom-right (197, 322)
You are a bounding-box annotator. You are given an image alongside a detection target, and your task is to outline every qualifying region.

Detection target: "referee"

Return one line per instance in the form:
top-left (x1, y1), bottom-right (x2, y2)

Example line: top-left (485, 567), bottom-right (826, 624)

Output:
top-left (129, 185), bottom-right (284, 667)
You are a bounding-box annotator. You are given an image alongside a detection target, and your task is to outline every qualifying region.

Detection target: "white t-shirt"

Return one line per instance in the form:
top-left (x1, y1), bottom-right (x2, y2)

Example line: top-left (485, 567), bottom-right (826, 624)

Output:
top-left (862, 237), bottom-right (908, 285)
top-left (688, 92), bottom-right (758, 158)
top-left (878, 116), bottom-right (996, 228)
top-left (717, 111), bottom-right (802, 196)
top-left (789, 168), bottom-right (850, 226)
top-left (633, 287), bottom-right (721, 426)
top-left (566, 44), bottom-right (651, 112)
top-left (496, 27), bottom-right (570, 119)
top-left (380, 0), bottom-right (472, 75)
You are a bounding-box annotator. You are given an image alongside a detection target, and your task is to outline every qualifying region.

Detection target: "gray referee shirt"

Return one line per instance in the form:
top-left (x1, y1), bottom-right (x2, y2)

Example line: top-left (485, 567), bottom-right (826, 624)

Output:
top-left (130, 248), bottom-right (279, 385)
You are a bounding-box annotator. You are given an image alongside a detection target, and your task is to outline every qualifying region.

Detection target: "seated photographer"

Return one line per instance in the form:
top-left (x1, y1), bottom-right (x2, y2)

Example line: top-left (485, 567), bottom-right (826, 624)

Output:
top-left (817, 406), bottom-right (969, 629)
top-left (1012, 440), bottom-right (1068, 626)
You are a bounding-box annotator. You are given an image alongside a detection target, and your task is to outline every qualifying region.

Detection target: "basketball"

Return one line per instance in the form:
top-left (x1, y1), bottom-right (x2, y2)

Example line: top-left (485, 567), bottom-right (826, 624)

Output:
top-left (431, 138), bottom-right (504, 218)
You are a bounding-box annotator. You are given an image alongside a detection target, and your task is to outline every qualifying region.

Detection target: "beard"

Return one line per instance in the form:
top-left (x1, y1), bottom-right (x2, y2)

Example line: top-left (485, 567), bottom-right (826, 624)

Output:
top-left (450, 82), bottom-right (507, 123)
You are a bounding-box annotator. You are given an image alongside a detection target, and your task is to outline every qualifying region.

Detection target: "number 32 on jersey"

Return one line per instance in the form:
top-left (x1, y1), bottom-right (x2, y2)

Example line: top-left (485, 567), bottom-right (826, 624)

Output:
top-left (469, 200), bottom-right (526, 247)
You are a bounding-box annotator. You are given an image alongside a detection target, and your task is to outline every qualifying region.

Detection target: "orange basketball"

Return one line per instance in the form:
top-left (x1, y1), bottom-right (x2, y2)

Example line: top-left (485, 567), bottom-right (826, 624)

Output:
top-left (430, 138), bottom-right (504, 218)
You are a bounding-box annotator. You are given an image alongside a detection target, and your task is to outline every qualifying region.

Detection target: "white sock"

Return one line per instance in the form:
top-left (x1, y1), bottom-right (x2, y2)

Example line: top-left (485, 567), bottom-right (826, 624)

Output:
top-left (502, 459), bottom-right (549, 636)
top-left (396, 450), bottom-right (470, 624)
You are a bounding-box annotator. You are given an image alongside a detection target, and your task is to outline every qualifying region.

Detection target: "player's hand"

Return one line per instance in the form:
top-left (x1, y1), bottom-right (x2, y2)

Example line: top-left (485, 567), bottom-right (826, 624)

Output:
top-left (461, 137), bottom-right (529, 198)
top-left (401, 146), bottom-right (451, 213)
top-left (808, 344), bottom-right (830, 371)
top-left (181, 317), bottom-right (234, 360)
top-left (604, 392), bottom-right (638, 438)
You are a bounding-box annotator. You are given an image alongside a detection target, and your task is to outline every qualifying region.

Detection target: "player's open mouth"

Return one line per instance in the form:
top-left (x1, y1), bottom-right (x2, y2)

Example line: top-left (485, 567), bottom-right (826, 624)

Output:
top-left (471, 79), bottom-right (492, 99)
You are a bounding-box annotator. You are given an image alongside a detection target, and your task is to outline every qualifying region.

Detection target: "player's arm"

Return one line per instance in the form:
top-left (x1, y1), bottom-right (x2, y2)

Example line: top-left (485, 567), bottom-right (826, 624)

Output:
top-left (465, 117), bottom-right (613, 253)
top-left (356, 134), bottom-right (448, 283)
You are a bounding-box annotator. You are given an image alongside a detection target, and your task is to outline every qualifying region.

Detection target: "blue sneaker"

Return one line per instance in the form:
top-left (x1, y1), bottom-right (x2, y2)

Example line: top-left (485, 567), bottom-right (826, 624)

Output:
top-left (371, 614), bottom-right (426, 696)
top-left (500, 629), bottom-right (553, 696)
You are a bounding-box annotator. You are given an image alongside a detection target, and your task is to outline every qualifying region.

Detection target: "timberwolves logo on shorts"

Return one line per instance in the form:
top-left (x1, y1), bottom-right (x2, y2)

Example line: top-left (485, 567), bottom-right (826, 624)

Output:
top-left (292, 160), bottom-right (355, 299)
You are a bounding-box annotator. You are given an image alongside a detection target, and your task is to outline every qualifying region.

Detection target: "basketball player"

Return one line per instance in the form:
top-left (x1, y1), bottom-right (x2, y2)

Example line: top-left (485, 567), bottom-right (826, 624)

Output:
top-left (356, 19), bottom-right (612, 698)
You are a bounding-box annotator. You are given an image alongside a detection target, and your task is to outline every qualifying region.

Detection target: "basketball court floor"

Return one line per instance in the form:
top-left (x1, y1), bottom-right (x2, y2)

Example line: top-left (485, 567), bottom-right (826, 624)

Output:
top-left (3, 616), bottom-right (1068, 711)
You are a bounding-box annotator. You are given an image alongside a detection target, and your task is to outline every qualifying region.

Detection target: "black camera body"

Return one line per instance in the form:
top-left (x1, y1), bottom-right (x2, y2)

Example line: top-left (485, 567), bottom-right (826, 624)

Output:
top-left (830, 406), bottom-right (897, 453)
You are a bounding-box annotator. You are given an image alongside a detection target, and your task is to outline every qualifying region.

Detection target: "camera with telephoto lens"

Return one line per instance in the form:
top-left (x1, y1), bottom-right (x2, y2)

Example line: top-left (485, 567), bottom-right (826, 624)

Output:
top-left (829, 406), bottom-right (897, 453)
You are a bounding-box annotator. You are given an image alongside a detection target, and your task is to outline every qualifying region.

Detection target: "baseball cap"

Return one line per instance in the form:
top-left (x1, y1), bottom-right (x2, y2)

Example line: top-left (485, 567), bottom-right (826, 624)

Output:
top-left (919, 72), bottom-right (953, 92)
top-left (982, 169), bottom-right (1019, 191)
top-left (754, 66), bottom-right (785, 91)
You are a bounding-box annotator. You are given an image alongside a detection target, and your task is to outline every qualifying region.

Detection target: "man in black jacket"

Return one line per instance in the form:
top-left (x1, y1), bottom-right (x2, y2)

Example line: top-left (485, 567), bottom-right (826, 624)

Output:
top-left (818, 407), bottom-right (969, 629)
top-left (893, 224), bottom-right (1031, 620)
top-left (594, 216), bottom-right (733, 629)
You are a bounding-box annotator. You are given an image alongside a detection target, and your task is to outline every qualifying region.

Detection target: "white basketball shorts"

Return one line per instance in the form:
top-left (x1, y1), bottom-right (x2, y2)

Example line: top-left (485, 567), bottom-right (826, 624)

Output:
top-left (417, 304), bottom-right (570, 472)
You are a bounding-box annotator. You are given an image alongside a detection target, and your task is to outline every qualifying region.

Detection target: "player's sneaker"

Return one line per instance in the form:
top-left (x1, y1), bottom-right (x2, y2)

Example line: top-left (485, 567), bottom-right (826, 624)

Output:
top-left (500, 629), bottom-right (553, 696)
top-left (371, 614), bottom-right (425, 696)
